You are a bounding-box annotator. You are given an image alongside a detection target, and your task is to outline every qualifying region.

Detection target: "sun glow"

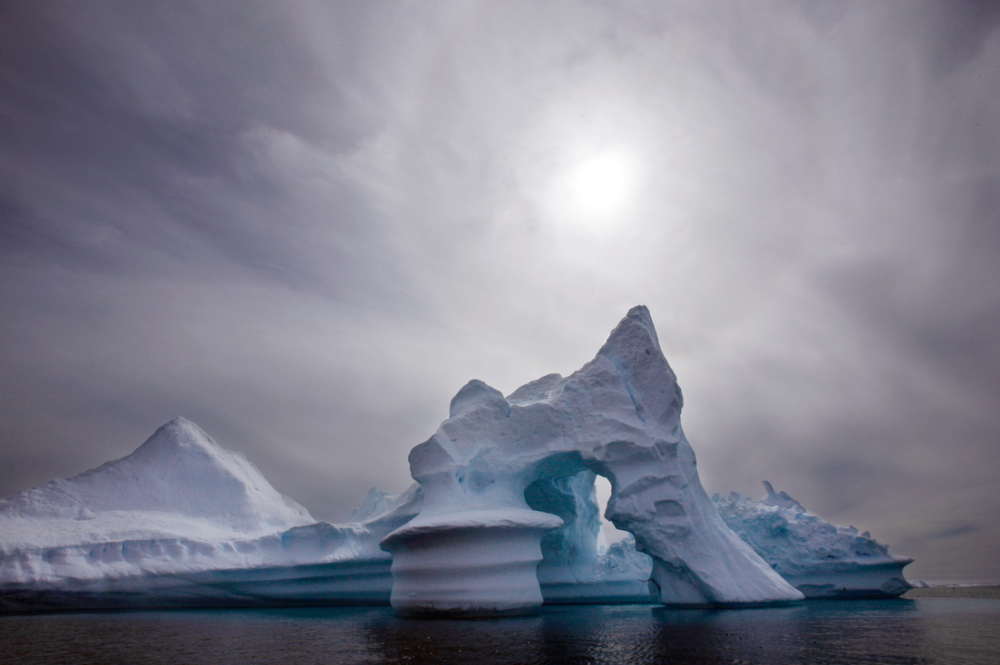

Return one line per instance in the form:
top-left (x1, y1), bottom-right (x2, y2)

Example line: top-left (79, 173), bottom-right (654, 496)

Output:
top-left (544, 148), bottom-right (640, 234)
top-left (568, 152), bottom-right (633, 218)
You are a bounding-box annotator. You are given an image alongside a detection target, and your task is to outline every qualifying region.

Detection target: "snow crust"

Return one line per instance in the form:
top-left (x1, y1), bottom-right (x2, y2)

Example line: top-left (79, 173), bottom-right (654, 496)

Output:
top-left (381, 306), bottom-right (802, 615)
top-left (712, 482), bottom-right (913, 598)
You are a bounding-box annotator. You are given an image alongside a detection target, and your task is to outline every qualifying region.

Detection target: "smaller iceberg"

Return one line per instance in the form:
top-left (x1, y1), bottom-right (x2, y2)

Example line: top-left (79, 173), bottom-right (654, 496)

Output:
top-left (712, 482), bottom-right (913, 598)
top-left (0, 418), bottom-right (420, 612)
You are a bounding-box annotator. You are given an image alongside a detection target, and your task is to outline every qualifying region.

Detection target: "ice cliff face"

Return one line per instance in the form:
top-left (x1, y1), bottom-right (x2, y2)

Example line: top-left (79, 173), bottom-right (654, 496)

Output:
top-left (381, 306), bottom-right (803, 616)
top-left (713, 482), bottom-right (913, 598)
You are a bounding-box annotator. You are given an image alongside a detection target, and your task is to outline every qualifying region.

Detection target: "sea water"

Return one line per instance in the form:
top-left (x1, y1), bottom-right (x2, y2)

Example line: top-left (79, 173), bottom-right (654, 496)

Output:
top-left (3, 594), bottom-right (999, 664)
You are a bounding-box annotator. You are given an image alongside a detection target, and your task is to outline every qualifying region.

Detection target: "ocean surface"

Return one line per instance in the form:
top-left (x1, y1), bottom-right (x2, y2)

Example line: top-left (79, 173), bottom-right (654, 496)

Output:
top-left (3, 590), bottom-right (999, 665)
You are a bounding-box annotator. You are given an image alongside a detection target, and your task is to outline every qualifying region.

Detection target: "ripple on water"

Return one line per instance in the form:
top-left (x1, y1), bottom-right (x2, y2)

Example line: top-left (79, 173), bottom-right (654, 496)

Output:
top-left (2, 597), bottom-right (1000, 665)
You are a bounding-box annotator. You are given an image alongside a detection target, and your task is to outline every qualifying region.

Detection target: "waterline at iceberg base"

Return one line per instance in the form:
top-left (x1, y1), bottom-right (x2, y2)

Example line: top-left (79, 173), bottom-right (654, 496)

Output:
top-left (0, 306), bottom-right (911, 615)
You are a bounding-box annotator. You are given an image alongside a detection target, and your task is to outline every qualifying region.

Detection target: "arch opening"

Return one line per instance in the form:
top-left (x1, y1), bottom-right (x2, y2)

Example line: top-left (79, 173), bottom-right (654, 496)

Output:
top-left (521, 460), bottom-right (654, 605)
top-left (593, 474), bottom-right (632, 552)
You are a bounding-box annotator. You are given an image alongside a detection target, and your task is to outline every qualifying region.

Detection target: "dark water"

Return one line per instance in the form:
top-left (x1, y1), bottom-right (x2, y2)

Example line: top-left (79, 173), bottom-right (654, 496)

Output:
top-left (3, 597), bottom-right (999, 665)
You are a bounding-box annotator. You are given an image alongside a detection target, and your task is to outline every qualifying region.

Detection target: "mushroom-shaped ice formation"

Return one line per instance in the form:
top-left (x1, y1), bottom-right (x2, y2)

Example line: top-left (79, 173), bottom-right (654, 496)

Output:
top-left (381, 306), bottom-right (803, 616)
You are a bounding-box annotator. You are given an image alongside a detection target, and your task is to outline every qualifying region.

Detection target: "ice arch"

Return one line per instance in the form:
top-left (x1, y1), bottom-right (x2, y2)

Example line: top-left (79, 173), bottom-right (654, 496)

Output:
top-left (381, 306), bottom-right (803, 616)
top-left (523, 463), bottom-right (652, 604)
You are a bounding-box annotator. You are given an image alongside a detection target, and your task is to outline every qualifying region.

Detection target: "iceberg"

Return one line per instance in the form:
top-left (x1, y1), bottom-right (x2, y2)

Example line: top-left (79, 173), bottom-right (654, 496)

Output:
top-left (0, 418), bottom-right (419, 612)
top-left (712, 482), bottom-right (913, 598)
top-left (1, 306), bottom-right (912, 614)
top-left (380, 306), bottom-right (803, 616)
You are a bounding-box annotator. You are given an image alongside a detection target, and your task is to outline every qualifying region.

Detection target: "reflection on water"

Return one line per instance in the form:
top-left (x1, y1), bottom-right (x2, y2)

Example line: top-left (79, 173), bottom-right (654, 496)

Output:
top-left (3, 597), bottom-right (1000, 665)
top-left (362, 602), bottom-right (929, 664)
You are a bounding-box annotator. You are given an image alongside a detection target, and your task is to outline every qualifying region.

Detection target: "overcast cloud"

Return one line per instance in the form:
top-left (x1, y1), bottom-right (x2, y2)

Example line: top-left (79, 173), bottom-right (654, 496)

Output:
top-left (1, 1), bottom-right (998, 582)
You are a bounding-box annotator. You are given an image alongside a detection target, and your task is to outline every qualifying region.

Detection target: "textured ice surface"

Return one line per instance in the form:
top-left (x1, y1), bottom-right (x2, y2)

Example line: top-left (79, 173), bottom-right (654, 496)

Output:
top-left (0, 419), bottom-right (421, 610)
top-left (713, 482), bottom-right (912, 598)
top-left (382, 306), bottom-right (802, 615)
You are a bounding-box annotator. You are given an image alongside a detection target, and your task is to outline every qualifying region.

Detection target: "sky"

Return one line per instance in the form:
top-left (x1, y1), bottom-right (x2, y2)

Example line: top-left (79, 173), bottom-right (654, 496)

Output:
top-left (1, 1), bottom-right (998, 583)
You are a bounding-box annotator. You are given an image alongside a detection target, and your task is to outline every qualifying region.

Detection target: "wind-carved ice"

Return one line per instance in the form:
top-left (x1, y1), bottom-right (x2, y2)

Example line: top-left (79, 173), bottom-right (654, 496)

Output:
top-left (712, 482), bottom-right (913, 598)
top-left (380, 306), bottom-right (803, 616)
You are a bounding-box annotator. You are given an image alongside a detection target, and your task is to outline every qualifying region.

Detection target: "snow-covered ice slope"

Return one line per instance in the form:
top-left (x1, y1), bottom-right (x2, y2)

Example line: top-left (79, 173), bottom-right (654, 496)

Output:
top-left (713, 482), bottom-right (912, 598)
top-left (382, 306), bottom-right (803, 616)
top-left (0, 419), bottom-right (421, 610)
top-left (1, 417), bottom-right (313, 552)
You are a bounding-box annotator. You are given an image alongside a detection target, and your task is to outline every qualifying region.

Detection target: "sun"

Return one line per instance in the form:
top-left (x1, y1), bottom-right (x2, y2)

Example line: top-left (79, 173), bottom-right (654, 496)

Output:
top-left (558, 150), bottom-right (637, 228)
top-left (527, 141), bottom-right (642, 236)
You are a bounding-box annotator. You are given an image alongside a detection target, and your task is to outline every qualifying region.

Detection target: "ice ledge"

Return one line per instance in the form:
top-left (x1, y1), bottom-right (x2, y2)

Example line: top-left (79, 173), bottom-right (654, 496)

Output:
top-left (381, 509), bottom-right (563, 545)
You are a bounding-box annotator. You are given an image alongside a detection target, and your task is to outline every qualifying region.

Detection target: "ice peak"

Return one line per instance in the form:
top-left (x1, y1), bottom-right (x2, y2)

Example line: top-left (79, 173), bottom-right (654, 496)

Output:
top-left (449, 380), bottom-right (509, 418)
top-left (132, 417), bottom-right (216, 456)
top-left (594, 305), bottom-right (681, 436)
top-left (598, 305), bottom-right (662, 358)
top-left (124, 417), bottom-right (252, 474)
top-left (626, 304), bottom-right (655, 328)
top-left (1, 418), bottom-right (313, 532)
top-left (761, 481), bottom-right (805, 512)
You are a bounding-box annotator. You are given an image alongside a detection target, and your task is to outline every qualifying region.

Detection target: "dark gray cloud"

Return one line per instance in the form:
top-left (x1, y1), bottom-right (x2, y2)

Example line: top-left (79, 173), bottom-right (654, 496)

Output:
top-left (1, 0), bottom-right (998, 583)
